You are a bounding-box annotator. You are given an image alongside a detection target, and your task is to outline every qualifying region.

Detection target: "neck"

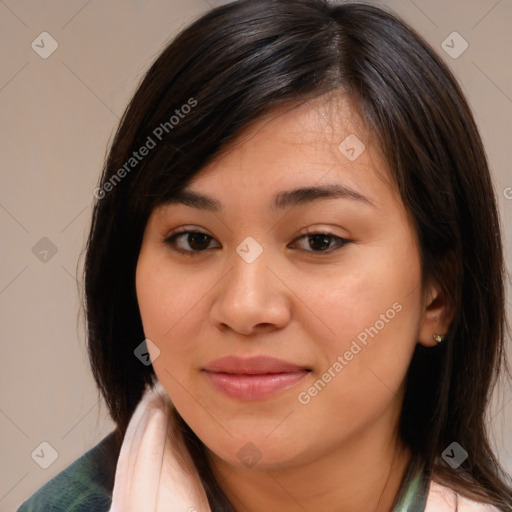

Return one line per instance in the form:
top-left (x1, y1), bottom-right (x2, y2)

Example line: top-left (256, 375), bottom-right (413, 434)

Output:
top-left (208, 416), bottom-right (412, 512)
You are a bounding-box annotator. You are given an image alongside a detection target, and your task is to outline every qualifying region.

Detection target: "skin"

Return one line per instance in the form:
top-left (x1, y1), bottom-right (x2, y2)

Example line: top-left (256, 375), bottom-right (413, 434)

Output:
top-left (136, 94), bottom-right (453, 512)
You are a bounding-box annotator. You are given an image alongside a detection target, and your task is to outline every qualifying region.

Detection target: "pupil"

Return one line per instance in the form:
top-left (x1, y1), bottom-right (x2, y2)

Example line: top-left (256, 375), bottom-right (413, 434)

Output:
top-left (189, 233), bottom-right (209, 250)
top-left (309, 234), bottom-right (330, 251)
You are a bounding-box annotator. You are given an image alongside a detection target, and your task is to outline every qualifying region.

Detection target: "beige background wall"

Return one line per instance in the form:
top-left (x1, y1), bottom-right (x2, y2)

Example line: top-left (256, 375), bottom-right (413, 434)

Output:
top-left (1, 0), bottom-right (511, 510)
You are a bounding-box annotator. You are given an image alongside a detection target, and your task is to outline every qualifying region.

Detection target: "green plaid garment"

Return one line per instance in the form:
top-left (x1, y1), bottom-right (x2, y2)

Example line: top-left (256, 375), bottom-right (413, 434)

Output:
top-left (16, 432), bottom-right (118, 512)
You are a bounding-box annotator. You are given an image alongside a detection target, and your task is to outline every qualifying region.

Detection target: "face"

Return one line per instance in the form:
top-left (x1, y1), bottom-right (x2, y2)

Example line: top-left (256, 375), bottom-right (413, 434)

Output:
top-left (136, 94), bottom-right (437, 473)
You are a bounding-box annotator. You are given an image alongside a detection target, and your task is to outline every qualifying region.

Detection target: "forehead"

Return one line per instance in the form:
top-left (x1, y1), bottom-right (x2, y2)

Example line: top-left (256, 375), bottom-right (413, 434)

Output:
top-left (208, 93), bottom-right (369, 166)
top-left (182, 93), bottom-right (395, 205)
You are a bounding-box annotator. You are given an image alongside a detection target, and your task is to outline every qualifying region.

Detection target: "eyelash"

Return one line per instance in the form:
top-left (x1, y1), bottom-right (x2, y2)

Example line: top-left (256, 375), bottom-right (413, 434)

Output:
top-left (163, 228), bottom-right (351, 256)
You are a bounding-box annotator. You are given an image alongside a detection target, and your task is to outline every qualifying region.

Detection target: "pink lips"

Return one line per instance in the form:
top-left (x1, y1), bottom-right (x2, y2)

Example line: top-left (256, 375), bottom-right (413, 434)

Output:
top-left (202, 356), bottom-right (310, 401)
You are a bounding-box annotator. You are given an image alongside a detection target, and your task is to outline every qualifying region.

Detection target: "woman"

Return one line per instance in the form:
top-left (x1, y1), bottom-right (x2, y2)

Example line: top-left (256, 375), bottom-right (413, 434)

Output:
top-left (17, 0), bottom-right (512, 510)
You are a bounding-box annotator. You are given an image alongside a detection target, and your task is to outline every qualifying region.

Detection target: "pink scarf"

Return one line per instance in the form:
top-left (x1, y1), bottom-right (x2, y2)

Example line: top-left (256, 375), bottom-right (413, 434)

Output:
top-left (108, 380), bottom-right (211, 512)
top-left (108, 381), bottom-right (499, 512)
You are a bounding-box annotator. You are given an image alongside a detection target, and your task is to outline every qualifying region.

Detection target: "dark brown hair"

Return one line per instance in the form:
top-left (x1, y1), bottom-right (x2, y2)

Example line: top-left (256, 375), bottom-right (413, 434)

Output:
top-left (84, 0), bottom-right (512, 509)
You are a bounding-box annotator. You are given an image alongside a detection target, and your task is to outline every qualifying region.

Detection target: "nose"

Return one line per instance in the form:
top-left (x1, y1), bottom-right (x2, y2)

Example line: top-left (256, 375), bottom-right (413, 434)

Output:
top-left (209, 243), bottom-right (291, 336)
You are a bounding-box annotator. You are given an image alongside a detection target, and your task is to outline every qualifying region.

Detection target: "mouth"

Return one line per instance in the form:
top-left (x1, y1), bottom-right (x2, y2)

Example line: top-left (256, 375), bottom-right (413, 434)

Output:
top-left (202, 356), bottom-right (311, 401)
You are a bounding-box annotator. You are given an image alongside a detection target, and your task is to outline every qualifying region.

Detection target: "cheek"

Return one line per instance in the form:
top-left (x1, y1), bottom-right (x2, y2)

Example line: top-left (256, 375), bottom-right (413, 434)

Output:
top-left (136, 258), bottom-right (219, 445)
top-left (135, 252), bottom-right (215, 371)
top-left (291, 260), bottom-right (423, 449)
top-left (301, 247), bottom-right (422, 353)
top-left (297, 239), bottom-right (424, 406)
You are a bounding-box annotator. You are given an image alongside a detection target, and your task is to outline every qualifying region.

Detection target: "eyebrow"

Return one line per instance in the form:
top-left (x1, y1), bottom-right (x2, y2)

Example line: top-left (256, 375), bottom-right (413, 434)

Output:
top-left (272, 184), bottom-right (373, 210)
top-left (164, 184), bottom-right (373, 212)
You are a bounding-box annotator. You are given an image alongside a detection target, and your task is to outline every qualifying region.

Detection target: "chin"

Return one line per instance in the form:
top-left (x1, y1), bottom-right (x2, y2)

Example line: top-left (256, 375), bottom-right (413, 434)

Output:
top-left (201, 431), bottom-right (312, 472)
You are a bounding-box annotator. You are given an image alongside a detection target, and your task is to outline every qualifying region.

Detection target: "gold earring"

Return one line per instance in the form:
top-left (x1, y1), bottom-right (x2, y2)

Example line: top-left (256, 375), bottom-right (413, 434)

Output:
top-left (433, 333), bottom-right (445, 344)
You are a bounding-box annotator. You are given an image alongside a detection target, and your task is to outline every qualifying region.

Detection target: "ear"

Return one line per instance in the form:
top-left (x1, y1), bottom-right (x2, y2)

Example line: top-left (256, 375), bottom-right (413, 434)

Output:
top-left (417, 279), bottom-right (455, 347)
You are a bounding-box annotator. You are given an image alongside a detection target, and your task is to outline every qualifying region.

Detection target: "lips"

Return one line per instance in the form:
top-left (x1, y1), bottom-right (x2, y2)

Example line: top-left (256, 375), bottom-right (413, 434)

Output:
top-left (202, 356), bottom-right (311, 401)
top-left (203, 355), bottom-right (310, 374)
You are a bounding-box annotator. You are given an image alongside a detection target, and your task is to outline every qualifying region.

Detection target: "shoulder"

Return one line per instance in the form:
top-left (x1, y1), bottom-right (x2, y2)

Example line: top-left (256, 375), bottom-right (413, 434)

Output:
top-left (16, 431), bottom-right (120, 512)
top-left (425, 480), bottom-right (503, 512)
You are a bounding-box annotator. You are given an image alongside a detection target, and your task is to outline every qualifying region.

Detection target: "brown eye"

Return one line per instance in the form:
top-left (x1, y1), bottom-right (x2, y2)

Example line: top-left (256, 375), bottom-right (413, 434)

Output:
top-left (186, 232), bottom-right (211, 251)
top-left (290, 232), bottom-right (349, 253)
top-left (164, 230), bottom-right (220, 254)
top-left (308, 234), bottom-right (333, 251)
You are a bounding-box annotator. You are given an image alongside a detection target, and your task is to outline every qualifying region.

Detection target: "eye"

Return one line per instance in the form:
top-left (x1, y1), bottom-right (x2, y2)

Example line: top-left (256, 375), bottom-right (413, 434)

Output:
top-left (289, 231), bottom-right (350, 253)
top-left (164, 229), bottom-right (221, 254)
top-left (164, 228), bottom-right (350, 255)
